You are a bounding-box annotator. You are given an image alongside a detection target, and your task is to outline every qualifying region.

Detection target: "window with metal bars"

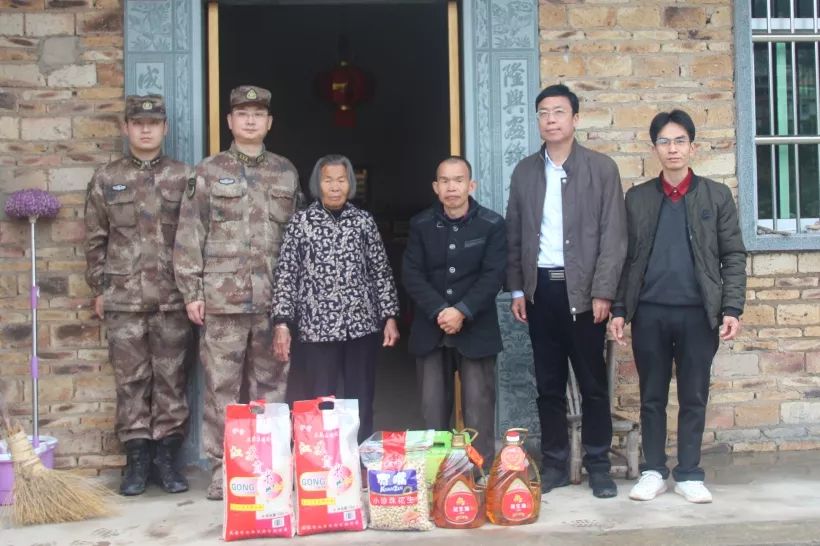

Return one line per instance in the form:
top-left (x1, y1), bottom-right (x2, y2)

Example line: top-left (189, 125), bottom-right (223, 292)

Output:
top-left (741, 1), bottom-right (820, 249)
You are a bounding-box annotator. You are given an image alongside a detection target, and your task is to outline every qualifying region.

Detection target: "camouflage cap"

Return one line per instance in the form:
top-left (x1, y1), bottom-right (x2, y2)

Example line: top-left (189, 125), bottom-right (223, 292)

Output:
top-left (230, 85), bottom-right (271, 110)
top-left (125, 94), bottom-right (166, 120)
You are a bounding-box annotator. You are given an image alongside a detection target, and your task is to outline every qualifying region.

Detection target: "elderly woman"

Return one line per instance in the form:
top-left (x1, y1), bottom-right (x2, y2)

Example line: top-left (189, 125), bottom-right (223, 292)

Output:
top-left (272, 154), bottom-right (400, 441)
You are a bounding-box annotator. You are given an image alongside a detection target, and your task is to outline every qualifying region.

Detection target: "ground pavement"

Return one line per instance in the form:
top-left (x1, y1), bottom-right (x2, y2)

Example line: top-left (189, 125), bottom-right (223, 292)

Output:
top-left (2, 451), bottom-right (819, 546)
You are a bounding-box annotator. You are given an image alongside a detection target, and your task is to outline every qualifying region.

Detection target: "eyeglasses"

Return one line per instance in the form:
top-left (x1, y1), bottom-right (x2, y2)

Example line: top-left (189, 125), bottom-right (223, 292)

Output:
top-left (654, 137), bottom-right (691, 148)
top-left (536, 108), bottom-right (570, 121)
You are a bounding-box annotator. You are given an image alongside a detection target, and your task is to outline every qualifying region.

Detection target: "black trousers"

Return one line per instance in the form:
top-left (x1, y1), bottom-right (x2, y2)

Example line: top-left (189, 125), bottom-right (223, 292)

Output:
top-left (631, 303), bottom-right (719, 482)
top-left (300, 333), bottom-right (380, 444)
top-left (526, 269), bottom-right (612, 474)
top-left (416, 348), bottom-right (497, 470)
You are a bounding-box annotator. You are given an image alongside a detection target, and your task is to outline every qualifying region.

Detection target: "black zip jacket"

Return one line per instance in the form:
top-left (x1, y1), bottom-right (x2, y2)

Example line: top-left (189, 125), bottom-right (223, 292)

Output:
top-left (613, 174), bottom-right (747, 329)
top-left (403, 197), bottom-right (507, 359)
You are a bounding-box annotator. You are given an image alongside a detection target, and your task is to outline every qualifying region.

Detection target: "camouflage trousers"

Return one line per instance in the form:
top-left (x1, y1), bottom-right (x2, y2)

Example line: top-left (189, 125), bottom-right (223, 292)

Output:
top-left (105, 310), bottom-right (192, 443)
top-left (201, 313), bottom-right (290, 472)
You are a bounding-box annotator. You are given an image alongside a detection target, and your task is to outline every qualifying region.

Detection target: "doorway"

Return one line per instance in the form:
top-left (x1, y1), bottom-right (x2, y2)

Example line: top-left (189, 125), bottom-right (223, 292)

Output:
top-left (213, 1), bottom-right (455, 431)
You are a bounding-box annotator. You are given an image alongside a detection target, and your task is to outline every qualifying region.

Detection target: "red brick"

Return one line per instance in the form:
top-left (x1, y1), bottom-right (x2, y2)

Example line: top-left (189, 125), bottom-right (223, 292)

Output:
top-left (808, 352), bottom-right (820, 374)
top-left (33, 374), bottom-right (74, 402)
top-left (96, 62), bottom-right (122, 86)
top-left (74, 374), bottom-right (115, 400)
top-left (50, 219), bottom-right (85, 242)
top-left (760, 352), bottom-right (805, 374)
top-left (77, 10), bottom-right (121, 34)
top-left (663, 6), bottom-right (707, 28)
top-left (705, 405), bottom-right (734, 429)
top-left (0, 322), bottom-right (32, 348)
top-left (50, 322), bottom-right (100, 347)
top-left (0, 0), bottom-right (46, 11)
top-left (47, 0), bottom-right (94, 7)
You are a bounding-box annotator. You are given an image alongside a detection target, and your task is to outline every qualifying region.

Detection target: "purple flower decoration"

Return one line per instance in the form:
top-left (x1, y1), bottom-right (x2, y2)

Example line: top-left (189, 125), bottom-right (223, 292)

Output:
top-left (4, 189), bottom-right (61, 221)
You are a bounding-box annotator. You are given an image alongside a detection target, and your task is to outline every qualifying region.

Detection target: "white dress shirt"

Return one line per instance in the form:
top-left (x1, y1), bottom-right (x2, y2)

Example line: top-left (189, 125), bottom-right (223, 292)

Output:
top-left (512, 149), bottom-right (565, 299)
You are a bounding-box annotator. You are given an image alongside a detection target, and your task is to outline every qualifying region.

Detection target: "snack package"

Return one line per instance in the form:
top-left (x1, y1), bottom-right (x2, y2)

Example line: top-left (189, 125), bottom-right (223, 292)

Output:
top-left (223, 401), bottom-right (294, 541)
top-left (293, 397), bottom-right (365, 536)
top-left (360, 430), bottom-right (435, 531)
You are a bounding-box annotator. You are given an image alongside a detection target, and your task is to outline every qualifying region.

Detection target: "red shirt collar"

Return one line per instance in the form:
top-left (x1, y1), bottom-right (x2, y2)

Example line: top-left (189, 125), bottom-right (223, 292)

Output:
top-left (660, 169), bottom-right (693, 203)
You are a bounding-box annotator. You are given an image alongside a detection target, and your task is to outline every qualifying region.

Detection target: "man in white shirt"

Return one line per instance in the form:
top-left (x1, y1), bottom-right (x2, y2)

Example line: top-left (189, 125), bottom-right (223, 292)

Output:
top-left (505, 84), bottom-right (627, 499)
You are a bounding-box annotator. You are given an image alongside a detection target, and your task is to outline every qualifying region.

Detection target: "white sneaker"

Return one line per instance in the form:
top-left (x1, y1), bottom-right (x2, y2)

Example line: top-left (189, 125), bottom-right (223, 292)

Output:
top-left (629, 470), bottom-right (667, 501)
top-left (674, 480), bottom-right (713, 504)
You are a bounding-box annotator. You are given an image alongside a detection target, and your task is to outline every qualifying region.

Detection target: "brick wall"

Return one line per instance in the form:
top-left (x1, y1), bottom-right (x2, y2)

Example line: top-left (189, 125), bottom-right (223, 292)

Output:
top-left (0, 0), bottom-right (124, 474)
top-left (537, 0), bottom-right (820, 453)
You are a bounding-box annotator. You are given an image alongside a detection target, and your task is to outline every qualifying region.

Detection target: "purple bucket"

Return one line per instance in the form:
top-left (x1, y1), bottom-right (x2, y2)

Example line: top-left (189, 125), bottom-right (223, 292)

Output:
top-left (0, 435), bottom-right (58, 505)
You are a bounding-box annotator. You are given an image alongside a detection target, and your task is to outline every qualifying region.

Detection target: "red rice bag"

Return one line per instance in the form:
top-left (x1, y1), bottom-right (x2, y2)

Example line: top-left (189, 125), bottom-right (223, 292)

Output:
top-left (293, 397), bottom-right (365, 535)
top-left (223, 401), bottom-right (294, 540)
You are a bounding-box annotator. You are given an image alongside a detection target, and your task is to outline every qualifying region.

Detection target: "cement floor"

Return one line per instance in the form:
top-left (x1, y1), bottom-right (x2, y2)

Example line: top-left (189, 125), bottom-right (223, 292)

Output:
top-left (2, 450), bottom-right (819, 546)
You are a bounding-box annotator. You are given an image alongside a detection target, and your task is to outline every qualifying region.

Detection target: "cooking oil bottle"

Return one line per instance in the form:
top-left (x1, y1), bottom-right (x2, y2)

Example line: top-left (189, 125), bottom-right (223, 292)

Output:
top-left (485, 428), bottom-right (541, 525)
top-left (432, 429), bottom-right (485, 529)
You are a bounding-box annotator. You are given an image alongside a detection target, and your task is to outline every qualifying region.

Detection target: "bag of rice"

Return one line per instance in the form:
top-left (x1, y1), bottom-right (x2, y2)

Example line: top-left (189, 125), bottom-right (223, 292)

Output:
top-left (360, 430), bottom-right (435, 531)
top-left (223, 401), bottom-right (294, 541)
top-left (293, 397), bottom-right (365, 536)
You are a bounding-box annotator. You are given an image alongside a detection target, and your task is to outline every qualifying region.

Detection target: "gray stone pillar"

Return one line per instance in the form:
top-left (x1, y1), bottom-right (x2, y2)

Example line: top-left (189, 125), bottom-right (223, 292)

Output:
top-left (463, 0), bottom-right (542, 448)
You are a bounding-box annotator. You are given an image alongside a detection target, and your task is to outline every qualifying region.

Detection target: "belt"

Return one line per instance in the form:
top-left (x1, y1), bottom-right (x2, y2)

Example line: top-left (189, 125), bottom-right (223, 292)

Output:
top-left (538, 268), bottom-right (565, 281)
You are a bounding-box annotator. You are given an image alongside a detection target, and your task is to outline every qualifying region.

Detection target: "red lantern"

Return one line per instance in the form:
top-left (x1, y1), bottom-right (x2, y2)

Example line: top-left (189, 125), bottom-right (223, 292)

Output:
top-left (330, 61), bottom-right (367, 127)
top-left (316, 36), bottom-right (373, 128)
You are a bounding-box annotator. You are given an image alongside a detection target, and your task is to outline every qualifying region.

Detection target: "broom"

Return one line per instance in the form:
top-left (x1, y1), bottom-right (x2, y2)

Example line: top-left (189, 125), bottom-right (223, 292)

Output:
top-left (1, 422), bottom-right (116, 526)
top-left (2, 190), bottom-right (116, 526)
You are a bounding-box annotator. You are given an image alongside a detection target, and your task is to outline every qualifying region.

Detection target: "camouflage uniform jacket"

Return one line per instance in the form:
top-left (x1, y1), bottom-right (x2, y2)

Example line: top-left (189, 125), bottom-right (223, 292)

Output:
top-left (273, 201), bottom-right (400, 343)
top-left (174, 143), bottom-right (302, 315)
top-left (84, 155), bottom-right (192, 312)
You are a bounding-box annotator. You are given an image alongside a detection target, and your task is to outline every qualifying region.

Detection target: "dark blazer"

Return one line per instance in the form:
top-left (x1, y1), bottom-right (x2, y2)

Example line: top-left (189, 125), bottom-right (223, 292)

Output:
top-left (613, 174), bottom-right (747, 329)
top-left (505, 140), bottom-right (627, 313)
top-left (402, 197), bottom-right (507, 359)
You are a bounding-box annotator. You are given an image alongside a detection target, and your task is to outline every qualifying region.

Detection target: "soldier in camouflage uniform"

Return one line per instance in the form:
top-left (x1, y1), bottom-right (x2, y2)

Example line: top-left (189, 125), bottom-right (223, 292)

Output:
top-left (173, 85), bottom-right (302, 500)
top-left (84, 95), bottom-right (193, 496)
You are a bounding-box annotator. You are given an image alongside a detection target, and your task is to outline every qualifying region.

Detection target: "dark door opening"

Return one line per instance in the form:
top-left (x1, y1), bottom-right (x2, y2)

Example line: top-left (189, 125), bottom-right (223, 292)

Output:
top-left (217, 1), bottom-right (452, 431)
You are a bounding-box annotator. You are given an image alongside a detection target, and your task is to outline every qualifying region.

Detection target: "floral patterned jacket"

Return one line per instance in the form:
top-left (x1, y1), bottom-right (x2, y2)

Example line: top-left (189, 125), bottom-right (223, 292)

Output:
top-left (272, 201), bottom-right (399, 343)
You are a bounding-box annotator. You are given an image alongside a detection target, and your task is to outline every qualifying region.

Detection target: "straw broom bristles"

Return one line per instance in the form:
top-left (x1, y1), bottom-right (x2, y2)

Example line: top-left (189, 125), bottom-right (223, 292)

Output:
top-left (3, 425), bottom-right (117, 526)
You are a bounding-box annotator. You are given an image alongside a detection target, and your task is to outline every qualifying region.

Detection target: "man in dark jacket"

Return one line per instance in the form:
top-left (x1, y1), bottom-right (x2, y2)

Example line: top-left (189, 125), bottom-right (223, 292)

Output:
top-left (610, 110), bottom-right (746, 504)
top-left (403, 156), bottom-right (507, 467)
top-left (506, 84), bottom-right (627, 498)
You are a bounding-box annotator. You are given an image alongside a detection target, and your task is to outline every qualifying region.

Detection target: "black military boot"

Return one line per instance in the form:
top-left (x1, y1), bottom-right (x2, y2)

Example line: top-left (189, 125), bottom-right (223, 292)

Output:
top-left (120, 438), bottom-right (151, 496)
top-left (152, 435), bottom-right (189, 493)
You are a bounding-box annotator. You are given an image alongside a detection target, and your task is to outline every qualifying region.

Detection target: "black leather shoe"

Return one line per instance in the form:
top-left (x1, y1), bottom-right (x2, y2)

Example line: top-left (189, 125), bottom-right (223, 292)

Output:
top-left (120, 438), bottom-right (151, 496)
top-left (589, 472), bottom-right (618, 498)
top-left (152, 435), bottom-right (189, 493)
top-left (540, 466), bottom-right (570, 493)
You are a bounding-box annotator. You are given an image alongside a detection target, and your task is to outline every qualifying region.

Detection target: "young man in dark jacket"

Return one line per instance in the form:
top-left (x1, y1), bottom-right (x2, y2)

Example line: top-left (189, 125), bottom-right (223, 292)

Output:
top-left (403, 156), bottom-right (507, 467)
top-left (610, 109), bottom-right (746, 504)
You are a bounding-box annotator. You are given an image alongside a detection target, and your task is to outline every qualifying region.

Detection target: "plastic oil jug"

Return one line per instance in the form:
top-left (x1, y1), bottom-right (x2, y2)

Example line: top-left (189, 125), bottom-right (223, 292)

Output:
top-left (424, 430), bottom-right (453, 508)
top-left (432, 429), bottom-right (485, 529)
top-left (485, 428), bottom-right (541, 525)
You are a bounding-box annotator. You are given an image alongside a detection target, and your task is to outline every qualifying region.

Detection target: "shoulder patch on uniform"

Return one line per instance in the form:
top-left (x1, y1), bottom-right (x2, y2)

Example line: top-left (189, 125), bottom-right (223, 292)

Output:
top-left (218, 178), bottom-right (235, 185)
top-left (112, 184), bottom-right (127, 191)
top-left (186, 177), bottom-right (196, 198)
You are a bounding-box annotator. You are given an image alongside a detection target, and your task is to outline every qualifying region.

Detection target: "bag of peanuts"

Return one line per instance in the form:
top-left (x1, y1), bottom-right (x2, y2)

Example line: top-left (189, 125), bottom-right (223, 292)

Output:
top-left (223, 401), bottom-right (294, 541)
top-left (293, 397), bottom-right (365, 536)
top-left (360, 430), bottom-right (435, 531)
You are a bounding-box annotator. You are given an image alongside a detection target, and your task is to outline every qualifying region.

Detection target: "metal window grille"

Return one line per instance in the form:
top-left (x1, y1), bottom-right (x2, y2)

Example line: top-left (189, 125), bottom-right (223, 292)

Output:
top-left (751, 0), bottom-right (820, 235)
